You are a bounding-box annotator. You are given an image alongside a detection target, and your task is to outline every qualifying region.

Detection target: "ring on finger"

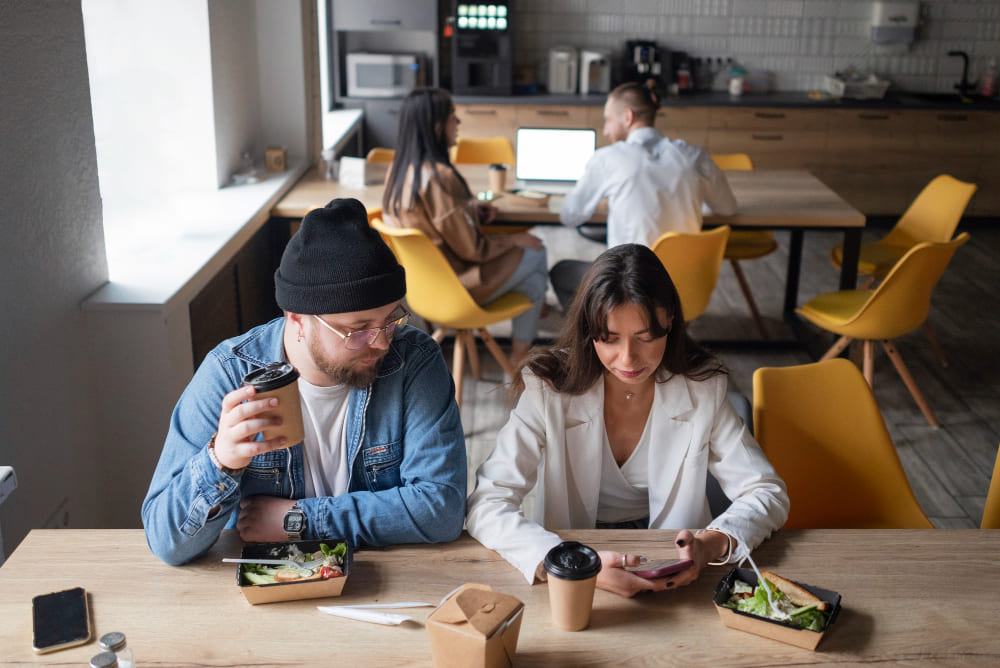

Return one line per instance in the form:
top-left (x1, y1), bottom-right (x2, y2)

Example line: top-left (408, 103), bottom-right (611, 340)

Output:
top-left (621, 553), bottom-right (627, 569)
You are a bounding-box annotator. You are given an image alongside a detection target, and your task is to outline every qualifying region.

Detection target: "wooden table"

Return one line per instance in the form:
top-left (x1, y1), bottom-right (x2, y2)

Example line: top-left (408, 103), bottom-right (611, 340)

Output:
top-left (3, 529), bottom-right (998, 666)
top-left (272, 166), bottom-right (865, 339)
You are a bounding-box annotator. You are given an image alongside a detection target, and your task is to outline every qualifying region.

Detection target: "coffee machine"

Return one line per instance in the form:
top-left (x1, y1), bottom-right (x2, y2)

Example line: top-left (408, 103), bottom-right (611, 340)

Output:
top-left (451, 1), bottom-right (513, 95)
top-left (625, 40), bottom-right (670, 96)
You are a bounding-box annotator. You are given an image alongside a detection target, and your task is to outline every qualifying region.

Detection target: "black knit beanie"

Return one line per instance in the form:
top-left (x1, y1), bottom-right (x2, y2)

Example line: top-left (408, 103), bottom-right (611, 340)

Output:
top-left (274, 198), bottom-right (406, 314)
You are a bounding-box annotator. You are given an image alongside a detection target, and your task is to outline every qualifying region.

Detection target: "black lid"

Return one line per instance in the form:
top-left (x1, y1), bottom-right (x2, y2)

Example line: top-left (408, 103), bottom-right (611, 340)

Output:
top-left (543, 541), bottom-right (601, 580)
top-left (241, 362), bottom-right (299, 391)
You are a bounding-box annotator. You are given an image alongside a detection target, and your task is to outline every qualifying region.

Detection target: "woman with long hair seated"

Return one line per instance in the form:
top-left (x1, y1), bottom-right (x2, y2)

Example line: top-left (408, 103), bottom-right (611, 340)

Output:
top-left (382, 87), bottom-right (548, 364)
top-left (466, 244), bottom-right (789, 598)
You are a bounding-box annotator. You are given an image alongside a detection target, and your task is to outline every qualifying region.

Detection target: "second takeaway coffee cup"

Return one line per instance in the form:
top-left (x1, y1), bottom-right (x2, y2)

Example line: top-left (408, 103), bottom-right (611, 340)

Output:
top-left (488, 163), bottom-right (508, 194)
top-left (543, 541), bottom-right (602, 631)
top-left (241, 362), bottom-right (304, 446)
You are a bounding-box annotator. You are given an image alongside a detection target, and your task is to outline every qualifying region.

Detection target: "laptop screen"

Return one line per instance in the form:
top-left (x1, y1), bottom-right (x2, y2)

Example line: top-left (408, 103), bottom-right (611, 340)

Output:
top-left (514, 127), bottom-right (597, 183)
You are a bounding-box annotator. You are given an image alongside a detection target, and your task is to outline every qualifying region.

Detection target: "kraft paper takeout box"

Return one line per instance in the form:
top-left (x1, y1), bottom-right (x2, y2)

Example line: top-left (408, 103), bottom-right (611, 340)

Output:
top-left (426, 583), bottom-right (524, 668)
top-left (713, 568), bottom-right (842, 650)
top-left (236, 538), bottom-right (352, 605)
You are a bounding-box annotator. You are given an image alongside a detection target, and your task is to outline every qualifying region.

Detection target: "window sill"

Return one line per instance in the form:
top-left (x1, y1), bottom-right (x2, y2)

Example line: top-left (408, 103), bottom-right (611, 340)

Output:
top-left (82, 161), bottom-right (308, 313)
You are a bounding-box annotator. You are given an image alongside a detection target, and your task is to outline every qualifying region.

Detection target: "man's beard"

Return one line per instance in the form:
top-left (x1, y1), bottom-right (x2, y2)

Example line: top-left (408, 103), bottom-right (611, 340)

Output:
top-left (307, 337), bottom-right (384, 389)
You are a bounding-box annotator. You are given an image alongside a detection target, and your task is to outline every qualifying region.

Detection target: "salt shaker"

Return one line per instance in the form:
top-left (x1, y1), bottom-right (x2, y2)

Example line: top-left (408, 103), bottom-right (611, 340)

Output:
top-left (89, 652), bottom-right (118, 668)
top-left (99, 631), bottom-right (134, 668)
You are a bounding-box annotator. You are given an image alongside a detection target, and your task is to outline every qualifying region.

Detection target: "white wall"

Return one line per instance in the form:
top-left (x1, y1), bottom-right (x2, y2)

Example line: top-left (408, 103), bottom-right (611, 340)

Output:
top-left (0, 1), bottom-right (109, 552)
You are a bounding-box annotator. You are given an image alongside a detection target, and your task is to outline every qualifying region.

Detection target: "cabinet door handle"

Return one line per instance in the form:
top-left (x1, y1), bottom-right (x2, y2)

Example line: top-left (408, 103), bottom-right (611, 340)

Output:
top-left (936, 114), bottom-right (969, 122)
top-left (751, 134), bottom-right (784, 141)
top-left (858, 113), bottom-right (890, 120)
top-left (753, 112), bottom-right (786, 119)
top-left (536, 110), bottom-right (570, 116)
top-left (370, 19), bottom-right (403, 26)
top-left (466, 110), bottom-right (498, 116)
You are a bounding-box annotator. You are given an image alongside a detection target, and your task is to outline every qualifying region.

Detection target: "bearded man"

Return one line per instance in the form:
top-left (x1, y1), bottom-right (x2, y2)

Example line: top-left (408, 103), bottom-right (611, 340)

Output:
top-left (143, 198), bottom-right (466, 565)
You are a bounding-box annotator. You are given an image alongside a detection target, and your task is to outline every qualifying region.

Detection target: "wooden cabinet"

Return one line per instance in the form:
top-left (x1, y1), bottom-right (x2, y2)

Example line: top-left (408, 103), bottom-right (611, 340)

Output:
top-left (455, 104), bottom-right (517, 145)
top-left (452, 100), bottom-right (999, 216)
top-left (655, 106), bottom-right (710, 148)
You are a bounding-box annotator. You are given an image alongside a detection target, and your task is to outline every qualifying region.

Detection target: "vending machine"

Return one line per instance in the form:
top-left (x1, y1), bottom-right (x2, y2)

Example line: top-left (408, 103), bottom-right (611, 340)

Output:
top-left (451, 2), bottom-right (513, 95)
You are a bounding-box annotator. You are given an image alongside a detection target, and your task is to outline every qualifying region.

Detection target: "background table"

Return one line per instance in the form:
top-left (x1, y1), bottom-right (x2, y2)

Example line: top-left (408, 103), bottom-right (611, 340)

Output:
top-left (2, 529), bottom-right (998, 666)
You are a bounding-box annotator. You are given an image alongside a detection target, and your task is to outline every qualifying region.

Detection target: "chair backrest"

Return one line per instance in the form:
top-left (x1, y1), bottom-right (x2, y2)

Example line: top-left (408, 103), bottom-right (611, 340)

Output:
top-left (650, 225), bottom-right (730, 320)
top-left (453, 136), bottom-right (516, 165)
top-left (366, 147), bottom-right (395, 163)
top-left (842, 233), bottom-right (969, 339)
top-left (366, 206), bottom-right (382, 224)
top-left (369, 219), bottom-right (484, 326)
top-left (753, 358), bottom-right (934, 529)
top-left (982, 445), bottom-right (1000, 529)
top-left (882, 174), bottom-right (977, 248)
top-left (712, 153), bottom-right (754, 171)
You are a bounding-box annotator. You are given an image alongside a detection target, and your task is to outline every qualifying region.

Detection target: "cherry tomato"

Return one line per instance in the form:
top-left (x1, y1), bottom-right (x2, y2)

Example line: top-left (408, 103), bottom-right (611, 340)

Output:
top-left (320, 565), bottom-right (342, 579)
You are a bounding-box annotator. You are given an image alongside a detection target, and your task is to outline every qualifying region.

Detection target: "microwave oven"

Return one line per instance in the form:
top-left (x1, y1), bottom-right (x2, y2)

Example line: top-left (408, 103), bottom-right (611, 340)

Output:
top-left (346, 52), bottom-right (426, 98)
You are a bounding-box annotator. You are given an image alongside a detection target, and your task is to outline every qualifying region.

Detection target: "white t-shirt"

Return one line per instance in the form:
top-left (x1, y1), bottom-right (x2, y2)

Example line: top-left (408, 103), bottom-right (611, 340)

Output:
top-left (596, 416), bottom-right (651, 523)
top-left (297, 378), bottom-right (351, 498)
top-left (560, 126), bottom-right (737, 247)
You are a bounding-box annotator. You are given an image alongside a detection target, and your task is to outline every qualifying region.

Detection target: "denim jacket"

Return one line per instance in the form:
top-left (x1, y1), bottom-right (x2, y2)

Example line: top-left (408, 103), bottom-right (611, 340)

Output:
top-left (142, 318), bottom-right (467, 565)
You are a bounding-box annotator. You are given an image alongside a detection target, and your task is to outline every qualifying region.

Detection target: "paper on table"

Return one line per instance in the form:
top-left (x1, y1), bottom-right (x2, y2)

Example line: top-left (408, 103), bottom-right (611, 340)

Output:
top-left (317, 606), bottom-right (416, 626)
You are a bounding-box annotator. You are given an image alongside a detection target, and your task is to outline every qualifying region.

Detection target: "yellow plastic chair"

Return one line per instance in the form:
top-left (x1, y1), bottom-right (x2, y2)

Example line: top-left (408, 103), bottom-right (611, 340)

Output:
top-left (452, 136), bottom-right (515, 166)
top-left (753, 358), bottom-right (934, 529)
top-left (370, 219), bottom-right (532, 408)
top-left (713, 153), bottom-right (776, 340)
top-left (831, 175), bottom-right (976, 367)
top-left (797, 233), bottom-right (970, 428)
top-left (365, 147), bottom-right (395, 163)
top-left (650, 225), bottom-right (731, 321)
top-left (983, 446), bottom-right (1000, 529)
top-left (831, 174), bottom-right (976, 282)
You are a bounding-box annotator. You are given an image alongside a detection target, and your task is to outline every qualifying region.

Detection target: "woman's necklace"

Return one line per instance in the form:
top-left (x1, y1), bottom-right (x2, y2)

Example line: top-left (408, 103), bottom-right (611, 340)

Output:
top-left (625, 391), bottom-right (634, 400)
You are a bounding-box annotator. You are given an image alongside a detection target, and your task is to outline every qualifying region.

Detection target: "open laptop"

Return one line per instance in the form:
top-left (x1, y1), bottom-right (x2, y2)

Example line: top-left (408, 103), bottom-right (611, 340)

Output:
top-left (513, 127), bottom-right (597, 194)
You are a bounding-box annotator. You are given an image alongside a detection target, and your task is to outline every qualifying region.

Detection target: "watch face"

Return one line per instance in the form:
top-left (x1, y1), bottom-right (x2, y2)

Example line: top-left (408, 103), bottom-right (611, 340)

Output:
top-left (283, 511), bottom-right (304, 533)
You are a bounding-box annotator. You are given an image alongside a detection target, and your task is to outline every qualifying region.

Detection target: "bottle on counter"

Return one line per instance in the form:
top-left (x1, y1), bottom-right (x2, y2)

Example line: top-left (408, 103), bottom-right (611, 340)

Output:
top-left (99, 631), bottom-right (134, 668)
top-left (981, 59), bottom-right (998, 98)
top-left (728, 64), bottom-right (747, 97)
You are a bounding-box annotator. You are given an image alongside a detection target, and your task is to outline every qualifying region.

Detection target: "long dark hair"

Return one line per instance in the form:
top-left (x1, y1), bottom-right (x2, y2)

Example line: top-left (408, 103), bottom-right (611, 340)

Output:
top-left (511, 244), bottom-right (724, 397)
top-left (383, 88), bottom-right (471, 217)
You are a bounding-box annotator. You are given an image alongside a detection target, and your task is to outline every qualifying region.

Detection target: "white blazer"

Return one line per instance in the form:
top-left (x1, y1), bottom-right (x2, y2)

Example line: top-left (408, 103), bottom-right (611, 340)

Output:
top-left (466, 369), bottom-right (789, 584)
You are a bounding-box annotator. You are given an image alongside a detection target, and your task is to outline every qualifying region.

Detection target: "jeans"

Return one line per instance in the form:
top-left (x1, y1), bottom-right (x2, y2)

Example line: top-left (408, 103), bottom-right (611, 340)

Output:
top-left (548, 258), bottom-right (591, 312)
top-left (486, 245), bottom-right (549, 343)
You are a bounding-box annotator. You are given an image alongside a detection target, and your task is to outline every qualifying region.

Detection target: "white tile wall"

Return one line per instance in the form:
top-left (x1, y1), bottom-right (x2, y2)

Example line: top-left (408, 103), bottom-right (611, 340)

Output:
top-left (513, 0), bottom-right (1000, 93)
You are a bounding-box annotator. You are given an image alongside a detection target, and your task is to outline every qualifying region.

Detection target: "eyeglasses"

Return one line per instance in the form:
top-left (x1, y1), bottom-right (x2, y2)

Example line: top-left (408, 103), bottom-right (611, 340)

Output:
top-left (313, 308), bottom-right (410, 350)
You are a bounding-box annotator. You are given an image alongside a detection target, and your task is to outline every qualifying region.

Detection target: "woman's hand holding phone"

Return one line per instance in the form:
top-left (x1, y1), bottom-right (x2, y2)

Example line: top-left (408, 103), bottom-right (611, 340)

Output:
top-left (626, 558), bottom-right (694, 579)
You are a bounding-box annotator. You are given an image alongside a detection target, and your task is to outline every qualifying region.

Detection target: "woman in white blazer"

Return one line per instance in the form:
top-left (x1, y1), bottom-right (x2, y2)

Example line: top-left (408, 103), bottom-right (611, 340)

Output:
top-left (466, 244), bottom-right (789, 598)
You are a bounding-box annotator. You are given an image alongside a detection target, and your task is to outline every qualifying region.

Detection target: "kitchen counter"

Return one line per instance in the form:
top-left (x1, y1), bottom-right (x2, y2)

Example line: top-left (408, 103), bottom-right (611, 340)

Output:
top-left (453, 90), bottom-right (1000, 111)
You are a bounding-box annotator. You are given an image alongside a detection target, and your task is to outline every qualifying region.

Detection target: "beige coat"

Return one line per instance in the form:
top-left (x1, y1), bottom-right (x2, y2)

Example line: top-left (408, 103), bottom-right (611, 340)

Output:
top-left (466, 368), bottom-right (790, 584)
top-left (383, 163), bottom-right (523, 303)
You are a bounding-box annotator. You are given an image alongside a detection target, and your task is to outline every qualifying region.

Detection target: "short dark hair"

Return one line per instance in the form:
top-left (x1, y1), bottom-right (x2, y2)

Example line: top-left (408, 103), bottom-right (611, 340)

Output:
top-left (512, 244), bottom-right (724, 398)
top-left (608, 81), bottom-right (659, 126)
top-left (383, 87), bottom-right (470, 217)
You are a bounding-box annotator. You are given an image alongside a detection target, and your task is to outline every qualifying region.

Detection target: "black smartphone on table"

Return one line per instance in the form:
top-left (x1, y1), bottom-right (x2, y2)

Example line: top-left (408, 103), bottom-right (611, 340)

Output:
top-left (626, 558), bottom-right (694, 579)
top-left (32, 586), bottom-right (92, 654)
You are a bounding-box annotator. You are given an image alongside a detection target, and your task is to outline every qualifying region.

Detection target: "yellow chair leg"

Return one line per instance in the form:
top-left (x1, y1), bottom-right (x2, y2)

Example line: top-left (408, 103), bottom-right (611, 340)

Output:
top-left (820, 335), bottom-right (854, 361)
top-left (452, 330), bottom-right (466, 409)
top-left (881, 339), bottom-right (940, 428)
top-left (922, 321), bottom-right (949, 368)
top-left (730, 259), bottom-right (769, 340)
top-left (478, 328), bottom-right (515, 378)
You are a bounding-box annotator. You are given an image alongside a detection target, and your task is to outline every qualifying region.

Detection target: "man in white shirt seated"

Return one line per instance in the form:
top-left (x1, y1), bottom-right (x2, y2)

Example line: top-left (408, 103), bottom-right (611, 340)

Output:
top-left (550, 82), bottom-right (737, 310)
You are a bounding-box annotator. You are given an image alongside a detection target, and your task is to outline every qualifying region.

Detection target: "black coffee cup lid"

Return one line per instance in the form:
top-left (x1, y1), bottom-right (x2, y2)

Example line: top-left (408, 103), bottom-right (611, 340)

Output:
top-left (241, 362), bottom-right (299, 391)
top-left (543, 541), bottom-right (601, 580)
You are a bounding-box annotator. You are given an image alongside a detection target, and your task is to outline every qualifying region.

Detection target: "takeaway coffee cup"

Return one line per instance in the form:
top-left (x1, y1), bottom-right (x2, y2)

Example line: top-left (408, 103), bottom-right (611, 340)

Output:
top-left (241, 362), bottom-right (304, 446)
top-left (543, 541), bottom-right (602, 631)
top-left (488, 163), bottom-right (508, 194)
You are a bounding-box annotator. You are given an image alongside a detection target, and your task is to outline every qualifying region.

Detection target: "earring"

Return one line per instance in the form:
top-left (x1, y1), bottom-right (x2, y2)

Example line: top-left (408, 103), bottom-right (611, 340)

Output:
top-left (297, 330), bottom-right (304, 343)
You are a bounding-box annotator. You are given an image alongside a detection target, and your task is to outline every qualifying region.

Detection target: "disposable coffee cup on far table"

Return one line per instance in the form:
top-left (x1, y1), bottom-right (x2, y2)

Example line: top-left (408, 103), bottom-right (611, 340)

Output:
top-left (543, 541), bottom-right (602, 631)
top-left (241, 362), bottom-right (304, 446)
top-left (488, 163), bottom-right (508, 195)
